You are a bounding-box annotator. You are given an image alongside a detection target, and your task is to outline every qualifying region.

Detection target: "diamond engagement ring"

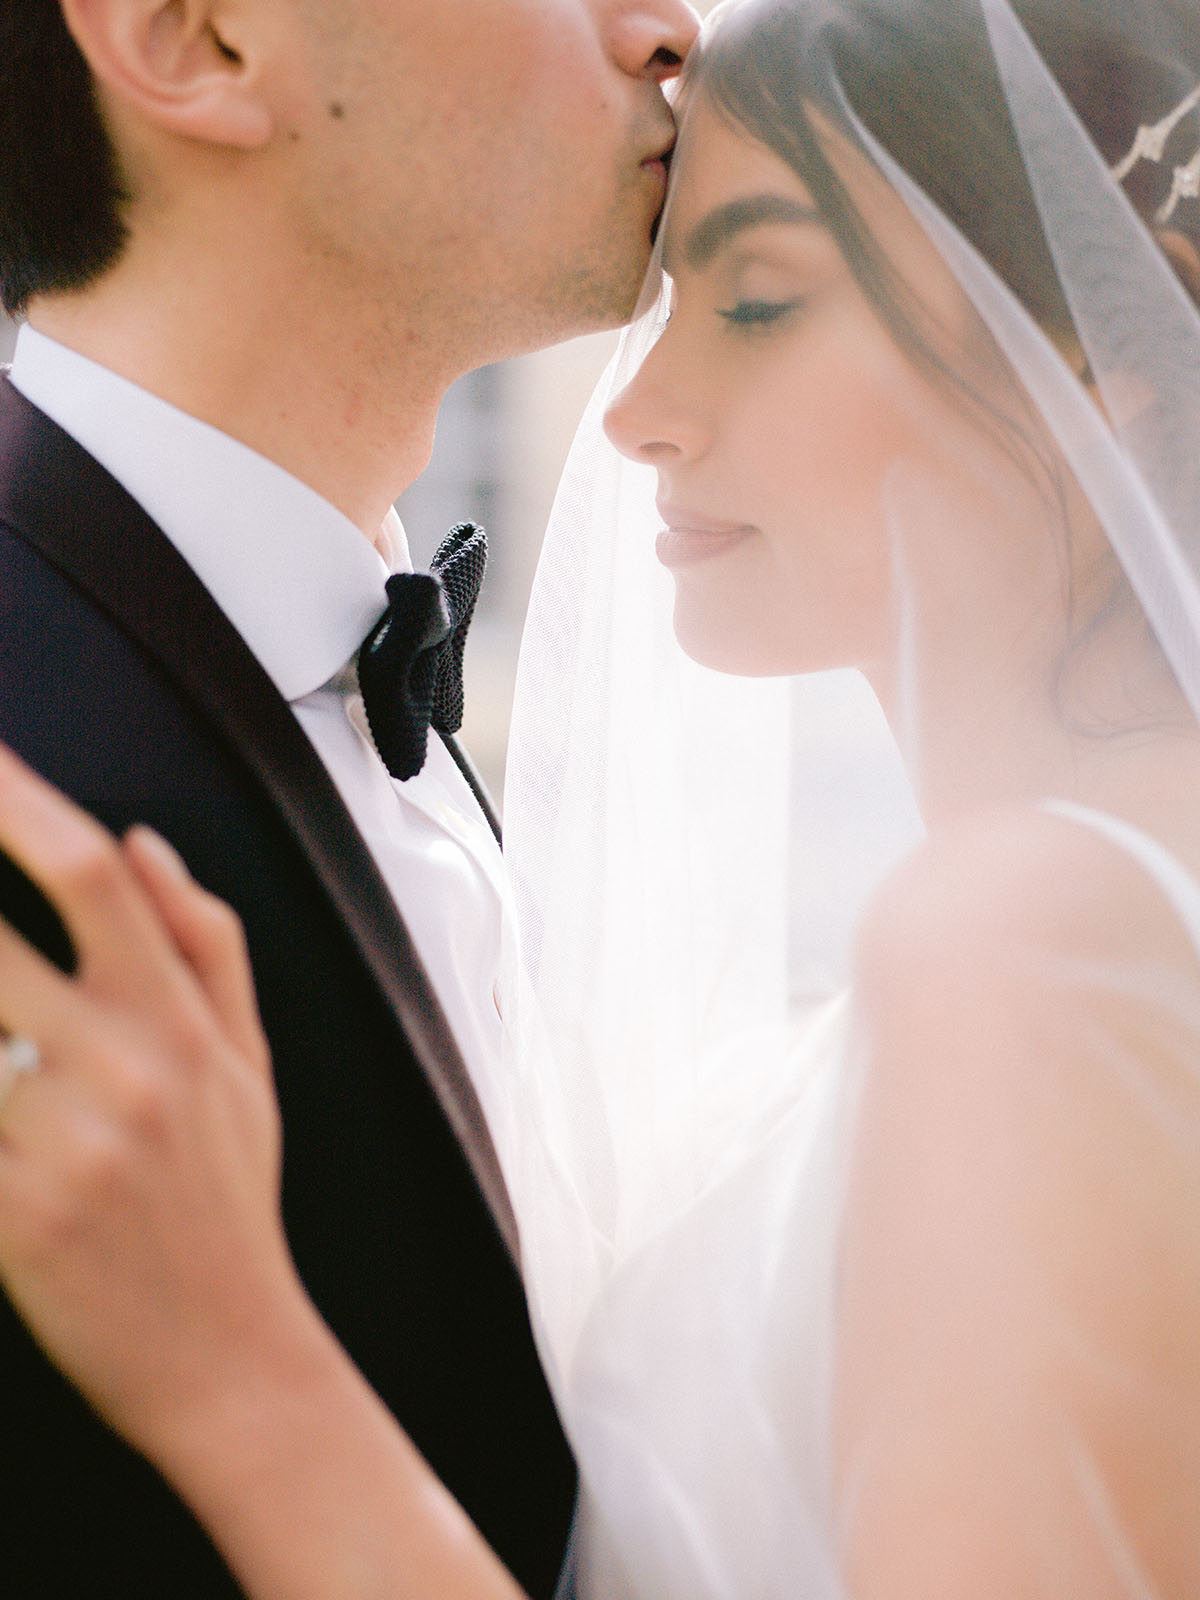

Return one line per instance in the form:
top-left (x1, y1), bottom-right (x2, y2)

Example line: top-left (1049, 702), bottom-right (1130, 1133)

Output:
top-left (0, 1034), bottom-right (41, 1113)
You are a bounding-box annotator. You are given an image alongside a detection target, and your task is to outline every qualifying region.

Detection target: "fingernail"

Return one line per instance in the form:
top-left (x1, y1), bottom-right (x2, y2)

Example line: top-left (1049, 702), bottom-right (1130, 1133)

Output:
top-left (126, 826), bottom-right (190, 879)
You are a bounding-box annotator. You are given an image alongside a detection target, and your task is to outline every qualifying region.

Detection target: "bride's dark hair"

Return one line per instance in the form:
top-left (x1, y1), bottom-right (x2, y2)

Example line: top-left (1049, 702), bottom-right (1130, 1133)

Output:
top-left (694, 0), bottom-right (1200, 725)
top-left (697, 0), bottom-right (1200, 361)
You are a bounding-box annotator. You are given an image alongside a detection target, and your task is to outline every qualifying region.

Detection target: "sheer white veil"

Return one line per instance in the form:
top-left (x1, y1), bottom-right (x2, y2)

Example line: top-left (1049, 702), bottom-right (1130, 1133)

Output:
top-left (492, 2), bottom-right (1200, 1594)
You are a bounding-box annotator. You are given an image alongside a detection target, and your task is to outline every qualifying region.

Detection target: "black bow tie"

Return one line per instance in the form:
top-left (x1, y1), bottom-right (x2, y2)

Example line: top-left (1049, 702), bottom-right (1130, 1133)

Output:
top-left (357, 520), bottom-right (487, 781)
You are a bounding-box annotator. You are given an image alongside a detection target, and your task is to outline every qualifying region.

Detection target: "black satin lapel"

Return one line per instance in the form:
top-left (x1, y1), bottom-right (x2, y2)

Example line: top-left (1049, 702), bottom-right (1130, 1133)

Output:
top-left (0, 378), bottom-right (518, 1258)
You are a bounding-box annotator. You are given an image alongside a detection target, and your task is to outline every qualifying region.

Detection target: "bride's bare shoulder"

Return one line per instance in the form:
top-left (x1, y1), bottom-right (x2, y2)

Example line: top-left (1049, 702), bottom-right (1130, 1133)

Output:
top-left (838, 806), bottom-right (1200, 1598)
top-left (853, 800), bottom-right (1200, 1031)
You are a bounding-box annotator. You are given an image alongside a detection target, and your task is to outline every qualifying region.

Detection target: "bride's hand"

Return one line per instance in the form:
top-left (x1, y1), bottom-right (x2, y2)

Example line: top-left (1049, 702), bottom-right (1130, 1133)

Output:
top-left (0, 743), bottom-right (526, 1600)
top-left (0, 738), bottom-right (304, 1462)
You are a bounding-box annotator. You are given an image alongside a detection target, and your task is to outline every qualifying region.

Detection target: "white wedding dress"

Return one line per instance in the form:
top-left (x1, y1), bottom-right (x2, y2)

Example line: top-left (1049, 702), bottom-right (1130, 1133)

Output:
top-left (562, 989), bottom-right (852, 1600)
top-left (519, 801), bottom-right (1200, 1600)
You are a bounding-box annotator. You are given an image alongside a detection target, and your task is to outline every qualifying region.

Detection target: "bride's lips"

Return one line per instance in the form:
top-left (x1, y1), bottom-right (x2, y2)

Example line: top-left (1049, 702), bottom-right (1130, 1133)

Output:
top-left (656, 507), bottom-right (757, 568)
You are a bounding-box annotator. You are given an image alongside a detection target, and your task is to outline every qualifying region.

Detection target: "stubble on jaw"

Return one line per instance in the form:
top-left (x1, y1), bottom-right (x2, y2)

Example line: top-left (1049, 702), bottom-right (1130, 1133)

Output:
top-left (278, 0), bottom-right (666, 363)
top-left (508, 230), bottom-right (654, 356)
top-left (495, 146), bottom-right (667, 357)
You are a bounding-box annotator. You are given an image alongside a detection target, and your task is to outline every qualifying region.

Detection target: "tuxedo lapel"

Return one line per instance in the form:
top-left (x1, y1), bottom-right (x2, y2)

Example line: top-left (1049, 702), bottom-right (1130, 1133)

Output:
top-left (0, 377), bottom-right (518, 1256)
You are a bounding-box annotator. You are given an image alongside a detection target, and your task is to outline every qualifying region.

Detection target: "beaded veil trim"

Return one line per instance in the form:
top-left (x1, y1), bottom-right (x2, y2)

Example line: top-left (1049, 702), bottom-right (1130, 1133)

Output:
top-left (1111, 82), bottom-right (1200, 224)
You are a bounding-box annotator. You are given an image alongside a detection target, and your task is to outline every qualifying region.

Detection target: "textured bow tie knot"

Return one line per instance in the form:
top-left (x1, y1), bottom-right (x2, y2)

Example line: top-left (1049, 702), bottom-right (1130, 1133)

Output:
top-left (358, 520), bottom-right (487, 781)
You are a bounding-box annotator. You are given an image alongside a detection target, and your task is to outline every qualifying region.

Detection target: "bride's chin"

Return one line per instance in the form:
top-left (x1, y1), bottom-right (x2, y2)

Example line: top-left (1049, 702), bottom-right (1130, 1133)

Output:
top-left (671, 607), bottom-right (801, 678)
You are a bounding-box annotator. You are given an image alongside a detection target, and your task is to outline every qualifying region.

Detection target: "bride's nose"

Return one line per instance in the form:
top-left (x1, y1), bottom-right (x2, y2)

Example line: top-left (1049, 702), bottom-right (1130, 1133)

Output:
top-left (604, 357), bottom-right (709, 464)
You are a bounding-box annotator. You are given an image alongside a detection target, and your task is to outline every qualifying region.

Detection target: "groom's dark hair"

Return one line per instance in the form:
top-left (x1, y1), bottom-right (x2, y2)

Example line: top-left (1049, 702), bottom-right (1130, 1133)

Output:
top-left (0, 0), bottom-right (128, 316)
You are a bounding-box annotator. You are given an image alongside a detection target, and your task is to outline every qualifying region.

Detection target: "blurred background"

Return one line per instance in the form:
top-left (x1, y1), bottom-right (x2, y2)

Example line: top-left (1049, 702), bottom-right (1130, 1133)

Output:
top-left (396, 328), bottom-right (618, 801)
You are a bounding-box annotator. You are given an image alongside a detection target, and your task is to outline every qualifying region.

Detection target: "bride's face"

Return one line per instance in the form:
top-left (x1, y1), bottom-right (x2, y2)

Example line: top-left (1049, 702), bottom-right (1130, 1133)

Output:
top-left (604, 98), bottom-right (1041, 679)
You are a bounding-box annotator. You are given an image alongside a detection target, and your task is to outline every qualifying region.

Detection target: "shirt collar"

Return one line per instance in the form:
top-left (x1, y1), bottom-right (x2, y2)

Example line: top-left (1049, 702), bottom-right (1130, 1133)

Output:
top-left (9, 325), bottom-right (408, 702)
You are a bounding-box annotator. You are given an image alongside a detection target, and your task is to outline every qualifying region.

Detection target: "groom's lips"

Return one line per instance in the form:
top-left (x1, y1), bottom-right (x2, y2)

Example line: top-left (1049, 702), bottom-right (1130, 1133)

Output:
top-left (641, 144), bottom-right (673, 204)
top-left (642, 155), bottom-right (670, 188)
top-left (641, 128), bottom-right (676, 236)
top-left (656, 505), bottom-right (757, 568)
top-left (642, 135), bottom-right (674, 174)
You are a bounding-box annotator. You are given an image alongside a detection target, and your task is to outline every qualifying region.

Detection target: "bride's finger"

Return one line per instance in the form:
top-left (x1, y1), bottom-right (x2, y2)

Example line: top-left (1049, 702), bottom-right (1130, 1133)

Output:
top-left (0, 1045), bottom-right (103, 1173)
top-left (0, 913), bottom-right (93, 1058)
top-left (122, 827), bottom-right (271, 1076)
top-left (0, 1079), bottom-right (104, 1279)
top-left (0, 912), bottom-right (219, 1163)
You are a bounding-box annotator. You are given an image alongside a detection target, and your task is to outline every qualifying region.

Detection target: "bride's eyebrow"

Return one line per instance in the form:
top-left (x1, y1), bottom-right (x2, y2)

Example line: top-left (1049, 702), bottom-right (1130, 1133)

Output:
top-left (681, 193), bottom-right (823, 270)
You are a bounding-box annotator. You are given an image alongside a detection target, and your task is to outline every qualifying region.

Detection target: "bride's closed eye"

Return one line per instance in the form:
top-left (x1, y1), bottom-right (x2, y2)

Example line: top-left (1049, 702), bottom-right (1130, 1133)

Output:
top-left (709, 243), bottom-right (821, 336)
top-left (717, 295), bottom-right (807, 329)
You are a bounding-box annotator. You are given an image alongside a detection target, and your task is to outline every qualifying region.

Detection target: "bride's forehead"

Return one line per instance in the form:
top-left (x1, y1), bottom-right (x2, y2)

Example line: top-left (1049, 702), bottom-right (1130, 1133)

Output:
top-left (662, 93), bottom-right (980, 340)
top-left (664, 99), bottom-right (817, 242)
top-left (675, 98), bottom-right (806, 193)
top-left (664, 96), bottom-right (910, 268)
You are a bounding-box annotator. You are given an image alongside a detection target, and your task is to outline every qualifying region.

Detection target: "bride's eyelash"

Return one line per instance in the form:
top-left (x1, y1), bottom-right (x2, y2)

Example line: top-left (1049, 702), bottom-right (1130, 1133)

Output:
top-left (716, 296), bottom-right (806, 328)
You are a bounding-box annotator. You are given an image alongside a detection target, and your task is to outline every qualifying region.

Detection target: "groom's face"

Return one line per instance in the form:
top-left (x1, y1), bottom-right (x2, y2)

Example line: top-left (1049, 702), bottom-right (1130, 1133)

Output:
top-left (290, 0), bottom-right (699, 360)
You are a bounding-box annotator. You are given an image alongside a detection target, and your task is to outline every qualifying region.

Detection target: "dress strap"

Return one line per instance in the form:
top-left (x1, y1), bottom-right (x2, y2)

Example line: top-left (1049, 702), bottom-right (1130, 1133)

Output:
top-left (1041, 798), bottom-right (1200, 964)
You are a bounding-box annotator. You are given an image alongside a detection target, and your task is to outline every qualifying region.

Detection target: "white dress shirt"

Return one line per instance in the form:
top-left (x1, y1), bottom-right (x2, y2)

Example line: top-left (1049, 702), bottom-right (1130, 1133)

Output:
top-left (10, 325), bottom-right (509, 1124)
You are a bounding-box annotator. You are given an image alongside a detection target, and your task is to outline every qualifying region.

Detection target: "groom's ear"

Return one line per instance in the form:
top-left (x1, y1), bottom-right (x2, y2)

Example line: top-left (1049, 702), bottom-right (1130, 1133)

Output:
top-left (58, 0), bottom-right (275, 151)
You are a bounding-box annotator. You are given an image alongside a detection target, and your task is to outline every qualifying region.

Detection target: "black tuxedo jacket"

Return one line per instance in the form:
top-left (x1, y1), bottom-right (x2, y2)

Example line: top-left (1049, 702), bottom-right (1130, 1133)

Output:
top-left (0, 377), bottom-right (575, 1598)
